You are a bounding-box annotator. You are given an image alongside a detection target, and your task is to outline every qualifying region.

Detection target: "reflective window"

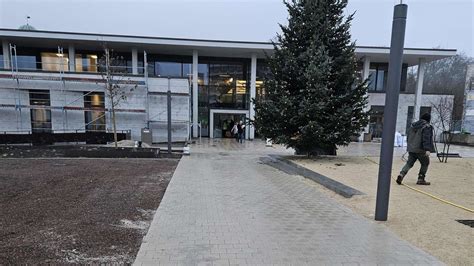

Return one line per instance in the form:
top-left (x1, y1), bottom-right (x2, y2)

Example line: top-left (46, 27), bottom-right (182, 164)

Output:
top-left (84, 92), bottom-right (106, 131)
top-left (75, 54), bottom-right (98, 72)
top-left (183, 63), bottom-right (192, 78)
top-left (29, 90), bottom-right (52, 133)
top-left (14, 55), bottom-right (37, 71)
top-left (41, 52), bottom-right (69, 71)
top-left (155, 61), bottom-right (182, 77)
top-left (0, 55), bottom-right (3, 68)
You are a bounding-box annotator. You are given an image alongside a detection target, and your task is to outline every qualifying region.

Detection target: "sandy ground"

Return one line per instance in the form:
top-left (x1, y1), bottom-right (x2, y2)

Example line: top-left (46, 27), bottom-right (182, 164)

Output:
top-left (291, 154), bottom-right (474, 265)
top-left (0, 158), bottom-right (179, 264)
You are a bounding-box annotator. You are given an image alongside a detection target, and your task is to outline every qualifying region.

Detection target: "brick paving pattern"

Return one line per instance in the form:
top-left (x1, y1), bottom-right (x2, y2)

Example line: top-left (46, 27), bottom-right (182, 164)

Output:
top-left (134, 139), bottom-right (441, 265)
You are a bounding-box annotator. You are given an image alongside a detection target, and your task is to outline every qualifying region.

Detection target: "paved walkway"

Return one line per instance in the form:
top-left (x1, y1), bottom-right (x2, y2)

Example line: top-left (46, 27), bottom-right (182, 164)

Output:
top-left (134, 139), bottom-right (441, 265)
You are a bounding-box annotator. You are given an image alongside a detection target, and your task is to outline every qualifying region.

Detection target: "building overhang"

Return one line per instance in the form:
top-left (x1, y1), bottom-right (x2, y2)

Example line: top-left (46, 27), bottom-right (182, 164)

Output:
top-left (0, 28), bottom-right (457, 64)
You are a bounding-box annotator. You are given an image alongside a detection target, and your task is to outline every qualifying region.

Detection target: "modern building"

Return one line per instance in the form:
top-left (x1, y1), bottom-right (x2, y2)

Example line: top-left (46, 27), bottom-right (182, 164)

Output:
top-left (0, 28), bottom-right (457, 144)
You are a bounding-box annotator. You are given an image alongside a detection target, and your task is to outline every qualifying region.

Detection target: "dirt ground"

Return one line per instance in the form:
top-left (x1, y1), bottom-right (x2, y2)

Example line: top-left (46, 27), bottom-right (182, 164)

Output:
top-left (0, 158), bottom-right (179, 264)
top-left (292, 155), bottom-right (474, 265)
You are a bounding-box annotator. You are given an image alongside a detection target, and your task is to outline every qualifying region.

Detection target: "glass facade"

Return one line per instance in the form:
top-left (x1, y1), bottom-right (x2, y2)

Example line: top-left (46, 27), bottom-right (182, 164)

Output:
top-left (41, 52), bottom-right (68, 71)
top-left (29, 90), bottom-right (52, 133)
top-left (365, 63), bottom-right (407, 92)
top-left (75, 53), bottom-right (98, 72)
top-left (196, 58), bottom-right (251, 136)
top-left (84, 92), bottom-right (106, 131)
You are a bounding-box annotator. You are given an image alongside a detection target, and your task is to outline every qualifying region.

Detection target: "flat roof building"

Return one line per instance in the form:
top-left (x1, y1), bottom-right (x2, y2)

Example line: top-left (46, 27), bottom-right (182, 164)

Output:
top-left (0, 28), bottom-right (457, 144)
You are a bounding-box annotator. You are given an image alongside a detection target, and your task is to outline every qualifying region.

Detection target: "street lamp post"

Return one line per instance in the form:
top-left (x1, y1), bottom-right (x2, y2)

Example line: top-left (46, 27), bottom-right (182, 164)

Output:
top-left (375, 3), bottom-right (408, 221)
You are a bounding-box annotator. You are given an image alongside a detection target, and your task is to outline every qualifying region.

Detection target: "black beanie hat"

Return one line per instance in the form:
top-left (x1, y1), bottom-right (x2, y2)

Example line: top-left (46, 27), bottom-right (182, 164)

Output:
top-left (421, 113), bottom-right (431, 122)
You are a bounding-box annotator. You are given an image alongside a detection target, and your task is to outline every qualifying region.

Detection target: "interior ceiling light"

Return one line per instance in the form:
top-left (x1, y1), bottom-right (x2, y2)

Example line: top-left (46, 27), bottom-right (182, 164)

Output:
top-left (90, 55), bottom-right (98, 59)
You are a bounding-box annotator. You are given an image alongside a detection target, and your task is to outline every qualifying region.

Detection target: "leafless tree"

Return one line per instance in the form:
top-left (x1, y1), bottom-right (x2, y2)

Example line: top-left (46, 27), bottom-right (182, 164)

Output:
top-left (430, 96), bottom-right (454, 162)
top-left (98, 47), bottom-right (137, 148)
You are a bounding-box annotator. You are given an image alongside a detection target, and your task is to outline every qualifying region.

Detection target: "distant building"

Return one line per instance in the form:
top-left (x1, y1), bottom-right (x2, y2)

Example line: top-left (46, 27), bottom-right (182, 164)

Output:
top-left (0, 28), bottom-right (457, 144)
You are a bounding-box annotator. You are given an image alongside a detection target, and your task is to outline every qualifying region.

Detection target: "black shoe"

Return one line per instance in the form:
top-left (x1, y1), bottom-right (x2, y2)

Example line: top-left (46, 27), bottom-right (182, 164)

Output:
top-left (396, 175), bottom-right (404, 185)
top-left (416, 179), bottom-right (431, 185)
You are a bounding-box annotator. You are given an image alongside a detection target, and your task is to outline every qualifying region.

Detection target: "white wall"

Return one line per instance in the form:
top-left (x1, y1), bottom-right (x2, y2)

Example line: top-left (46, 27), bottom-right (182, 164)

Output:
top-left (0, 88), bottom-right (30, 132)
top-left (368, 93), bottom-right (454, 139)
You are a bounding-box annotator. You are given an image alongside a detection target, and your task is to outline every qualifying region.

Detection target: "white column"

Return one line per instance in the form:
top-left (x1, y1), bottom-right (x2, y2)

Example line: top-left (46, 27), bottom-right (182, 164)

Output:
top-left (362, 56), bottom-right (371, 80)
top-left (68, 44), bottom-right (75, 72)
top-left (2, 40), bottom-right (10, 69)
top-left (359, 56), bottom-right (371, 142)
top-left (413, 58), bottom-right (426, 122)
top-left (132, 48), bottom-right (138, 75)
top-left (249, 53), bottom-right (257, 140)
top-left (192, 50), bottom-right (199, 138)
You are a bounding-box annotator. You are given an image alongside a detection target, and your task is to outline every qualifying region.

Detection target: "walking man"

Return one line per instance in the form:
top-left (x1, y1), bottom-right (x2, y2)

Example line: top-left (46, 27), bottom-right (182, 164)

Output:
top-left (396, 113), bottom-right (436, 185)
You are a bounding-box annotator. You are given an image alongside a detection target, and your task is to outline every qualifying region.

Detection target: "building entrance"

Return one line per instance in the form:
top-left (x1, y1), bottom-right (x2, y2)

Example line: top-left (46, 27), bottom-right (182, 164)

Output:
top-left (212, 113), bottom-right (245, 139)
top-left (209, 109), bottom-right (249, 139)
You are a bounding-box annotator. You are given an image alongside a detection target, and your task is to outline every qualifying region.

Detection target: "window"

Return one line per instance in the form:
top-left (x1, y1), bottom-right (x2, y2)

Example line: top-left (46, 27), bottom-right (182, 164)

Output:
top-left (75, 54), bottom-right (98, 72)
top-left (13, 55), bottom-right (37, 71)
top-left (41, 52), bottom-right (69, 71)
top-left (155, 61), bottom-right (182, 77)
top-left (0, 55), bottom-right (3, 68)
top-left (84, 92), bottom-right (106, 131)
top-left (367, 64), bottom-right (388, 92)
top-left (29, 90), bottom-right (52, 133)
top-left (369, 106), bottom-right (384, 138)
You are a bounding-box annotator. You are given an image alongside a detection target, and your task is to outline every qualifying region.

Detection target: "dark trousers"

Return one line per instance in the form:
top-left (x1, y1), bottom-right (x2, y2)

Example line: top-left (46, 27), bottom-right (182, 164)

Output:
top-left (400, 152), bottom-right (430, 179)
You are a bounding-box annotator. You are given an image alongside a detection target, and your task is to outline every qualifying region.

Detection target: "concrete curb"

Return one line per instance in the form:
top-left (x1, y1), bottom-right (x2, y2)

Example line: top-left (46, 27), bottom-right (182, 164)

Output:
top-left (261, 155), bottom-right (364, 198)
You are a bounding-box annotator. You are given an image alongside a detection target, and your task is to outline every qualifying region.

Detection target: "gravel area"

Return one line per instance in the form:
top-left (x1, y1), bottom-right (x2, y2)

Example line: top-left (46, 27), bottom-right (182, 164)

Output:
top-left (0, 158), bottom-right (179, 264)
top-left (292, 155), bottom-right (474, 265)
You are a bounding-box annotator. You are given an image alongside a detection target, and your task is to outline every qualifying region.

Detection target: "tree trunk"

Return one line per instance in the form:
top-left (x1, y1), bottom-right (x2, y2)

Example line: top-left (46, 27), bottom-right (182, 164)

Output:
top-left (111, 97), bottom-right (118, 149)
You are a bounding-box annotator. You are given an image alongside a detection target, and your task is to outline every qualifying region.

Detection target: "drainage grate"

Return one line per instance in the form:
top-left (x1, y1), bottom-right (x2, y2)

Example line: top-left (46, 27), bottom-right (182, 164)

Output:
top-left (456, 220), bottom-right (474, 228)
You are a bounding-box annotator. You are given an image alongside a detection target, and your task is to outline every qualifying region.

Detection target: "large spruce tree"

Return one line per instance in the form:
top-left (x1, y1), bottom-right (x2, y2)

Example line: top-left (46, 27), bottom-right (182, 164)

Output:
top-left (254, 0), bottom-right (369, 155)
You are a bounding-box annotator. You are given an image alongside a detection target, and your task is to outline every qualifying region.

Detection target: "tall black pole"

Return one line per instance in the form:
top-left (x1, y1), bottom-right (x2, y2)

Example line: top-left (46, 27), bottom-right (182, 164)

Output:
top-left (375, 3), bottom-right (407, 221)
top-left (167, 78), bottom-right (172, 154)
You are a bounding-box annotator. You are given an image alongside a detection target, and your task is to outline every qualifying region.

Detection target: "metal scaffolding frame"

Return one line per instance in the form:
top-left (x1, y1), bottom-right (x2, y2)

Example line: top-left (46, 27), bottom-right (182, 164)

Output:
top-left (0, 44), bottom-right (191, 142)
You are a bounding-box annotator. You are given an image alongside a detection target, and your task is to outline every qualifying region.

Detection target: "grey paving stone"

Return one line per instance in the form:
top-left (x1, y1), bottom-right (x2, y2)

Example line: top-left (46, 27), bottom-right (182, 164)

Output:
top-left (133, 139), bottom-right (442, 265)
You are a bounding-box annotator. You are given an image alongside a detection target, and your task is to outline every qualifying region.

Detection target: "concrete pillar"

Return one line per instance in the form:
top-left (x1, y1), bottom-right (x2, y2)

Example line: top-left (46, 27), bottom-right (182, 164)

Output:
top-left (192, 50), bottom-right (199, 138)
top-left (132, 48), bottom-right (138, 75)
top-left (362, 56), bottom-right (371, 80)
top-left (359, 56), bottom-right (371, 142)
top-left (2, 40), bottom-right (10, 69)
top-left (249, 53), bottom-right (257, 140)
top-left (413, 58), bottom-right (425, 122)
top-left (68, 44), bottom-right (75, 72)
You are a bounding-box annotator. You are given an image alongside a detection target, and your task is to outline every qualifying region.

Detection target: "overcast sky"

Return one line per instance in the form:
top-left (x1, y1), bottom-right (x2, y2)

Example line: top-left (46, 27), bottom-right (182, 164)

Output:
top-left (0, 0), bottom-right (472, 56)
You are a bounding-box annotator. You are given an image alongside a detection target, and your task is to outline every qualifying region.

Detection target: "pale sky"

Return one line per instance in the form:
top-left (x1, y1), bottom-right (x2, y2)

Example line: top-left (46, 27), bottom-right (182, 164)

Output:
top-left (0, 0), bottom-right (472, 56)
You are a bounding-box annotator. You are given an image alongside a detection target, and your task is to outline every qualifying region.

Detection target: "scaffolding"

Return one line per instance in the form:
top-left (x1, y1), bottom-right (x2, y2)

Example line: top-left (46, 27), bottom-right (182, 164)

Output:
top-left (0, 44), bottom-right (192, 142)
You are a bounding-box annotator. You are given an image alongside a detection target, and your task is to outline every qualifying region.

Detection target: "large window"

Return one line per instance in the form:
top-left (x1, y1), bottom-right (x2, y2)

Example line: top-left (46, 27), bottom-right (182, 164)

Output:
top-left (368, 64), bottom-right (388, 92)
top-left (369, 106), bottom-right (384, 138)
top-left (84, 92), bottom-right (106, 131)
top-left (29, 90), bottom-right (52, 133)
top-left (75, 53), bottom-right (98, 72)
top-left (366, 63), bottom-right (407, 92)
top-left (197, 59), bottom-right (250, 136)
top-left (41, 52), bottom-right (68, 71)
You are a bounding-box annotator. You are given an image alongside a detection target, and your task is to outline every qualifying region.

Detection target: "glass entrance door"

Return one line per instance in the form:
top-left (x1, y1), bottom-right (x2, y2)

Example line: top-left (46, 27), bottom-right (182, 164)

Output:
top-left (212, 113), bottom-right (246, 139)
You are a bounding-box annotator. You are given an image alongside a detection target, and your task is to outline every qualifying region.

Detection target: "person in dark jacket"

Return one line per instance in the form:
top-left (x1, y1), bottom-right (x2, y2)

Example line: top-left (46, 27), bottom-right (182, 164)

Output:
top-left (396, 113), bottom-right (436, 185)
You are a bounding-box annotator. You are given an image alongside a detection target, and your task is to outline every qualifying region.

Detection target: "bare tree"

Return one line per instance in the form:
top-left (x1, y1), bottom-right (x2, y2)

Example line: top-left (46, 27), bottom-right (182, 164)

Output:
top-left (430, 96), bottom-right (454, 162)
top-left (98, 47), bottom-right (137, 148)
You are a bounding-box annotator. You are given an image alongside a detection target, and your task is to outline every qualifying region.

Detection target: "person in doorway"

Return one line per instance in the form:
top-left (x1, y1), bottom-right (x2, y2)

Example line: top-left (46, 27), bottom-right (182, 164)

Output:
top-left (396, 113), bottom-right (435, 185)
top-left (238, 121), bottom-right (245, 143)
top-left (231, 122), bottom-right (239, 142)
